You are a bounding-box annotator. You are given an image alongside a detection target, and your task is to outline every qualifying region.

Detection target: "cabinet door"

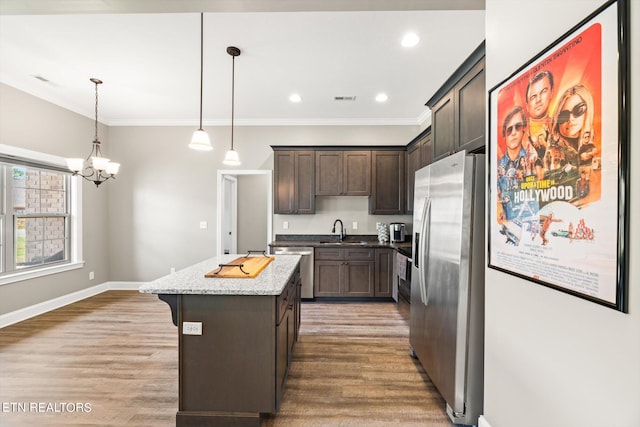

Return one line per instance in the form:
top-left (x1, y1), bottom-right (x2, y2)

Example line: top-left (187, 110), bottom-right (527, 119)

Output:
top-left (420, 132), bottom-right (433, 168)
top-left (432, 90), bottom-right (456, 160)
top-left (407, 132), bottom-right (433, 214)
top-left (314, 261), bottom-right (343, 296)
top-left (344, 261), bottom-right (374, 297)
top-left (374, 249), bottom-right (393, 298)
top-left (343, 151), bottom-right (371, 196)
top-left (294, 151), bottom-right (315, 214)
top-left (406, 143), bottom-right (421, 214)
top-left (370, 150), bottom-right (405, 215)
top-left (274, 151), bottom-right (295, 214)
top-left (315, 151), bottom-right (342, 195)
top-left (456, 57), bottom-right (486, 153)
top-left (275, 309), bottom-right (289, 409)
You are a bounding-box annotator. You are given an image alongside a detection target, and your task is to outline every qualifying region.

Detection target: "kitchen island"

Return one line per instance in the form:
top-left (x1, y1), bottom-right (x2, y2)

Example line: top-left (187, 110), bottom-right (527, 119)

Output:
top-left (140, 253), bottom-right (302, 427)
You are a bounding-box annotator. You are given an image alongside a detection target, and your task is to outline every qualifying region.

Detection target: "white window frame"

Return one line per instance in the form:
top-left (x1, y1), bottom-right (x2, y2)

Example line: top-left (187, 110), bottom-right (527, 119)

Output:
top-left (0, 144), bottom-right (84, 286)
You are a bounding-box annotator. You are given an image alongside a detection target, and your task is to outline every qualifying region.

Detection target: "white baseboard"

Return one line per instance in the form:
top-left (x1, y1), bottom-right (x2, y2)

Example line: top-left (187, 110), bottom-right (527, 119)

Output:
top-left (478, 415), bottom-right (493, 427)
top-left (0, 281), bottom-right (147, 328)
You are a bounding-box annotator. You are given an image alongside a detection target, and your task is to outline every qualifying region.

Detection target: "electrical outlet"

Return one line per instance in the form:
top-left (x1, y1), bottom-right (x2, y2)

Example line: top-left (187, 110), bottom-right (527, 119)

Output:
top-left (183, 321), bottom-right (202, 335)
top-left (200, 221), bottom-right (208, 229)
top-left (283, 221), bottom-right (289, 230)
top-left (352, 221), bottom-right (358, 230)
top-left (170, 267), bottom-right (176, 274)
top-left (89, 271), bottom-right (95, 280)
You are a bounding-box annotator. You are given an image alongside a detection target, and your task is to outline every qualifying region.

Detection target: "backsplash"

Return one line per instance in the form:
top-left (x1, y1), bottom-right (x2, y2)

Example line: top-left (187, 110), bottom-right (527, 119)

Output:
top-left (273, 196), bottom-right (412, 238)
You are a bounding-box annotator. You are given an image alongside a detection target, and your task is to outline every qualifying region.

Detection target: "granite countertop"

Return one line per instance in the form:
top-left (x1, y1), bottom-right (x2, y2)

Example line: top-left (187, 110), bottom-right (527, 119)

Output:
top-left (270, 234), bottom-right (412, 258)
top-left (139, 254), bottom-right (301, 295)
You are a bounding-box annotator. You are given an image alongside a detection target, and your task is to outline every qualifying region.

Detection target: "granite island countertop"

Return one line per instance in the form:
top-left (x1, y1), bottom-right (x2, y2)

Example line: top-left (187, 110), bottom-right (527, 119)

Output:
top-left (139, 254), bottom-right (301, 295)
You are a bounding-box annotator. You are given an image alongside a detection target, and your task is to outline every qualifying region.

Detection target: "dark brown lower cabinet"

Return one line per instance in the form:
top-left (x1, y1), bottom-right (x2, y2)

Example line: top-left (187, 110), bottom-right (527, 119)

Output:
top-left (175, 265), bottom-right (300, 427)
top-left (374, 248), bottom-right (394, 298)
top-left (314, 247), bottom-right (391, 298)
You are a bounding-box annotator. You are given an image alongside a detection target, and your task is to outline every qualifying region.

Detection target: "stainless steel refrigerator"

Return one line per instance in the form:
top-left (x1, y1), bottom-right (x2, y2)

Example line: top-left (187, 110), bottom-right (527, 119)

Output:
top-left (410, 150), bottom-right (485, 426)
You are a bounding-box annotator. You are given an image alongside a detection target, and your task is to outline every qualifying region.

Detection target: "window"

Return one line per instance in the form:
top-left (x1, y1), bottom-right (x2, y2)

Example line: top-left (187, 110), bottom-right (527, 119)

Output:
top-left (1, 145), bottom-right (83, 284)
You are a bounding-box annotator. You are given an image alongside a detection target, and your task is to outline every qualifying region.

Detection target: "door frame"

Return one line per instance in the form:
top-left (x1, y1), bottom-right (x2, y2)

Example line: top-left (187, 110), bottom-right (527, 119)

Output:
top-left (221, 174), bottom-right (237, 255)
top-left (216, 169), bottom-right (273, 257)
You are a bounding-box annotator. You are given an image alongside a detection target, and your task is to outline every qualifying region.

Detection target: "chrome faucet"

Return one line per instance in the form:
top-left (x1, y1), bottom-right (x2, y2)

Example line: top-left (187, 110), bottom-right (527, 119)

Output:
top-left (332, 219), bottom-right (346, 241)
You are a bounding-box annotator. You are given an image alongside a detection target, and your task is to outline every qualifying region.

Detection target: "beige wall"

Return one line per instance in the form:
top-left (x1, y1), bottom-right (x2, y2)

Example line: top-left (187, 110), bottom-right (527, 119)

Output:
top-left (0, 83), bottom-right (110, 315)
top-left (237, 174), bottom-right (269, 253)
top-left (107, 123), bottom-right (419, 282)
top-left (483, 1), bottom-right (640, 426)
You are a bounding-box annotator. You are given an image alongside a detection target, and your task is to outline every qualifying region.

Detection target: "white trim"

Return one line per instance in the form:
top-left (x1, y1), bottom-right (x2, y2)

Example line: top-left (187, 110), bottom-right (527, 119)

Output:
top-left (478, 415), bottom-right (493, 427)
top-left (108, 117), bottom-right (424, 127)
top-left (0, 144), bottom-right (67, 167)
top-left (0, 261), bottom-right (84, 286)
top-left (0, 281), bottom-right (147, 328)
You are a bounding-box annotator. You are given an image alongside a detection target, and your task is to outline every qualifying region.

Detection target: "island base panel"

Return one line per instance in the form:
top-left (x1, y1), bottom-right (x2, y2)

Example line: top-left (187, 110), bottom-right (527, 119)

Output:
top-left (179, 294), bottom-right (276, 413)
top-left (177, 411), bottom-right (261, 427)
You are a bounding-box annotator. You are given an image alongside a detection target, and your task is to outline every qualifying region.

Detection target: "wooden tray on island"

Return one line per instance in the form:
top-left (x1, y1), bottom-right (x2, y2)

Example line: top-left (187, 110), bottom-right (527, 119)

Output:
top-left (205, 252), bottom-right (275, 278)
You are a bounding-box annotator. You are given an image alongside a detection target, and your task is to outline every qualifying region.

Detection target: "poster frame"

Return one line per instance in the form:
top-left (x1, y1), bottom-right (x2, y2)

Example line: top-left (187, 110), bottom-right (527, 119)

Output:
top-left (487, 0), bottom-right (629, 312)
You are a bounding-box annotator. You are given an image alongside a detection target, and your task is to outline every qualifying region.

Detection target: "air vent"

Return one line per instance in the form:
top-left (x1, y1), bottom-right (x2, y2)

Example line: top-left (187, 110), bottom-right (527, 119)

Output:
top-left (334, 96), bottom-right (357, 101)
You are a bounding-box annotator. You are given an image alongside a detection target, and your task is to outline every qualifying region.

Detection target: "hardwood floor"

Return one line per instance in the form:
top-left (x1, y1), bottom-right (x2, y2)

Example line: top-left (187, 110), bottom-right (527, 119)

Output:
top-left (0, 291), bottom-right (454, 426)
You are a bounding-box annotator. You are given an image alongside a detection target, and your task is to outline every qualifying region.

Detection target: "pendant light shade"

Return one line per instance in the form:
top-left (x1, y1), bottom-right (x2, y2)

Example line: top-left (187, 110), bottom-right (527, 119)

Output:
top-left (190, 129), bottom-right (211, 151)
top-left (66, 78), bottom-right (120, 187)
top-left (189, 13), bottom-right (213, 151)
top-left (223, 148), bottom-right (241, 166)
top-left (223, 46), bottom-right (241, 166)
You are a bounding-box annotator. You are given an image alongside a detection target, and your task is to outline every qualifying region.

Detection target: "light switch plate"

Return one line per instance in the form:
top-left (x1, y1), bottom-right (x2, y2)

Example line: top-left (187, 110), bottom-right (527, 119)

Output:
top-left (199, 221), bottom-right (208, 229)
top-left (183, 321), bottom-right (202, 335)
top-left (352, 221), bottom-right (358, 230)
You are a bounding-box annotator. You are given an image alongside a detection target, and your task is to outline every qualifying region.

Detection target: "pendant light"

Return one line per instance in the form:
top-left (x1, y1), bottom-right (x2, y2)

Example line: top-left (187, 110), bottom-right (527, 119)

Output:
top-left (223, 46), bottom-right (241, 166)
top-left (66, 78), bottom-right (120, 187)
top-left (189, 13), bottom-right (212, 151)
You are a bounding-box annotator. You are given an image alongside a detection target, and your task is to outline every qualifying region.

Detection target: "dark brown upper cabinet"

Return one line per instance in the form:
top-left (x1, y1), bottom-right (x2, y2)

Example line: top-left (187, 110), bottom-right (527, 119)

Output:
top-left (406, 128), bottom-right (432, 214)
top-left (369, 149), bottom-right (405, 215)
top-left (315, 150), bottom-right (371, 196)
top-left (273, 150), bottom-right (315, 214)
top-left (426, 41), bottom-right (486, 162)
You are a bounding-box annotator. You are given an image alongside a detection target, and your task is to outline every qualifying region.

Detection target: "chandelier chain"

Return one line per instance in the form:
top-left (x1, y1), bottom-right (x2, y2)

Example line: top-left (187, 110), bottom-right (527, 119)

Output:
top-left (94, 81), bottom-right (99, 142)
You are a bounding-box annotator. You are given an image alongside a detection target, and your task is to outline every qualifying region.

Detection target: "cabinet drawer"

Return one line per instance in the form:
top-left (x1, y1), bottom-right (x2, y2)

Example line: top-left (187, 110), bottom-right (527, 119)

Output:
top-left (314, 247), bottom-right (344, 260)
top-left (344, 248), bottom-right (374, 261)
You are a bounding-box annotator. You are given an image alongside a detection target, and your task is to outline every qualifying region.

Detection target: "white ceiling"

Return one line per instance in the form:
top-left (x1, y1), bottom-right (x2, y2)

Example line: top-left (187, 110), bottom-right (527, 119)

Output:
top-left (0, 1), bottom-right (485, 126)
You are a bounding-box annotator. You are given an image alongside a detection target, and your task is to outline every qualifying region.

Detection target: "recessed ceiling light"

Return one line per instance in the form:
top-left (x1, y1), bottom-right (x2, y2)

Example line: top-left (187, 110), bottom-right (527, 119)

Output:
top-left (401, 32), bottom-right (420, 48)
top-left (375, 93), bottom-right (388, 103)
top-left (289, 93), bottom-right (302, 103)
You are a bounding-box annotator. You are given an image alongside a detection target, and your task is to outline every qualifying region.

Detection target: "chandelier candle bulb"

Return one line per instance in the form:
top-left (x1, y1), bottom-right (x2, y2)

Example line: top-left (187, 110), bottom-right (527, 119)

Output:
top-left (91, 156), bottom-right (110, 171)
top-left (66, 158), bottom-right (84, 172)
top-left (106, 162), bottom-right (120, 175)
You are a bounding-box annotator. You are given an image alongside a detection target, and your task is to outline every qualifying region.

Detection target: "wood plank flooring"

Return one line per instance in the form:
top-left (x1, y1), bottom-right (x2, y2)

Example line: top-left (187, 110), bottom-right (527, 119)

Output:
top-left (0, 291), bottom-right (454, 426)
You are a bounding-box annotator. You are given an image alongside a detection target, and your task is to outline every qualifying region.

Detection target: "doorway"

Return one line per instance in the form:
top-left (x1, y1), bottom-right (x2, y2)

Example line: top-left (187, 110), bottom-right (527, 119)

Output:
top-left (217, 170), bottom-right (273, 256)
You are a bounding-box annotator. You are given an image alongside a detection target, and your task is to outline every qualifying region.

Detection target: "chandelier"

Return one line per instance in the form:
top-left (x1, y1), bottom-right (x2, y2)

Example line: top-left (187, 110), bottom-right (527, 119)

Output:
top-left (66, 78), bottom-right (120, 187)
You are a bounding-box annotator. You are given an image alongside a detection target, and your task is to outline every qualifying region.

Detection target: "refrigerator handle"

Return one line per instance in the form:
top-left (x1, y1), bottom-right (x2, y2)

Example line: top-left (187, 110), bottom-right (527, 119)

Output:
top-left (419, 197), bottom-right (432, 306)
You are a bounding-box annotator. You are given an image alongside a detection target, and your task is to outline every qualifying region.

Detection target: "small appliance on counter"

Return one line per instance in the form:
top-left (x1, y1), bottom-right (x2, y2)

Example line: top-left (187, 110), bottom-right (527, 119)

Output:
top-left (390, 222), bottom-right (406, 243)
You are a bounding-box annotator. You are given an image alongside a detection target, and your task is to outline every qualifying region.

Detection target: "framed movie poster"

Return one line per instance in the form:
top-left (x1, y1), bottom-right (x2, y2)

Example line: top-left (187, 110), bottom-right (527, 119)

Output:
top-left (488, 0), bottom-right (629, 312)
